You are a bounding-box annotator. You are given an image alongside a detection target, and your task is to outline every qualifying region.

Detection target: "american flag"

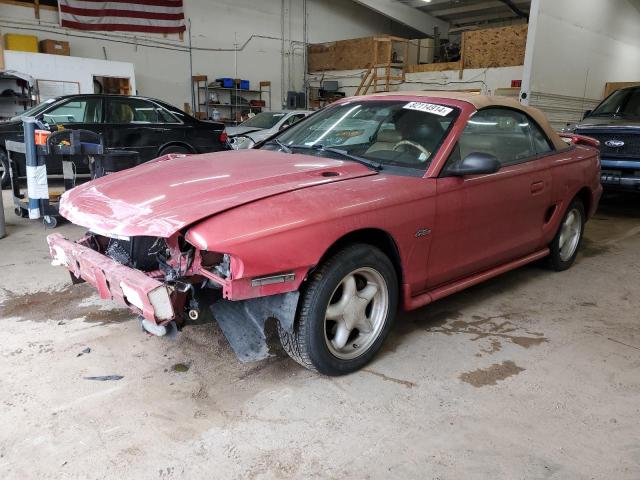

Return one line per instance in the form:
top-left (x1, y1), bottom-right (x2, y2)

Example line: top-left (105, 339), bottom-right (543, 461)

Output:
top-left (58, 0), bottom-right (186, 34)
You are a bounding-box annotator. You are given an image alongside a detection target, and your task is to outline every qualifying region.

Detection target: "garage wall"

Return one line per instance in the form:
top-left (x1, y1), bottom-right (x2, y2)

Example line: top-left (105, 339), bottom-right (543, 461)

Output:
top-left (521, 0), bottom-right (640, 127)
top-left (3, 50), bottom-right (135, 94)
top-left (0, 0), bottom-right (422, 111)
top-left (400, 66), bottom-right (523, 96)
top-left (308, 65), bottom-right (523, 98)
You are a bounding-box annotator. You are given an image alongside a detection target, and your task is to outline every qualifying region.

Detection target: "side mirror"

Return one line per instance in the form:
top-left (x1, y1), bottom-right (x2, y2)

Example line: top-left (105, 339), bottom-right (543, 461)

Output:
top-left (279, 123), bottom-right (290, 131)
top-left (583, 109), bottom-right (592, 120)
top-left (448, 152), bottom-right (501, 177)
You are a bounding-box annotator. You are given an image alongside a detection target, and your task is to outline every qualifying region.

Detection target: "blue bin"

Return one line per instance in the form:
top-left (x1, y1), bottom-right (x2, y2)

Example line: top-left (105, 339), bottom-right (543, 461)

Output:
top-left (240, 80), bottom-right (250, 90)
top-left (216, 77), bottom-right (234, 88)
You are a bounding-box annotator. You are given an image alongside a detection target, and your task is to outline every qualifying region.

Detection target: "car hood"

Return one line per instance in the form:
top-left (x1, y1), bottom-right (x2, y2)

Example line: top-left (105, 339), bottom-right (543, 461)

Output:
top-left (576, 116), bottom-right (640, 129)
top-left (60, 150), bottom-right (377, 237)
top-left (226, 126), bottom-right (264, 136)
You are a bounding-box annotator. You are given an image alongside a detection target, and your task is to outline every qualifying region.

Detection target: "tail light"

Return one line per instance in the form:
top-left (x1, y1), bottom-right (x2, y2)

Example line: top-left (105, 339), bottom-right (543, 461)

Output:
top-left (558, 132), bottom-right (600, 148)
top-left (219, 131), bottom-right (228, 143)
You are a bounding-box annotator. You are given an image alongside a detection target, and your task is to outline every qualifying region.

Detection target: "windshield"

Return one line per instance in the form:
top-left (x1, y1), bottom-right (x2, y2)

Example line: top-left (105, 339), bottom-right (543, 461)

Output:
top-left (241, 112), bottom-right (287, 129)
top-left (590, 87), bottom-right (640, 118)
top-left (9, 98), bottom-right (58, 121)
top-left (264, 100), bottom-right (458, 170)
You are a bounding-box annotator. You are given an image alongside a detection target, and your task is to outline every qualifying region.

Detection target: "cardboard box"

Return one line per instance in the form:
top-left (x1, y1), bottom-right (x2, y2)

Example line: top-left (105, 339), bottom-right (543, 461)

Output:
top-left (5, 34), bottom-right (38, 53)
top-left (39, 39), bottom-right (70, 56)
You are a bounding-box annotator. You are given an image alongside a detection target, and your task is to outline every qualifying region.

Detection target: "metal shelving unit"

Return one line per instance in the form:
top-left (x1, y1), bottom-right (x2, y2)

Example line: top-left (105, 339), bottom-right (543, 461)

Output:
top-left (0, 72), bottom-right (36, 121)
top-left (192, 77), bottom-right (271, 125)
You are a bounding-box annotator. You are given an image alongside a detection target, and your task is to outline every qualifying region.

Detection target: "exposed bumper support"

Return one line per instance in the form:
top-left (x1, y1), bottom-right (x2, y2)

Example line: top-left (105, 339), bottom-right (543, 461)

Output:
top-left (47, 233), bottom-right (174, 323)
top-left (211, 291), bottom-right (300, 362)
top-left (600, 159), bottom-right (640, 190)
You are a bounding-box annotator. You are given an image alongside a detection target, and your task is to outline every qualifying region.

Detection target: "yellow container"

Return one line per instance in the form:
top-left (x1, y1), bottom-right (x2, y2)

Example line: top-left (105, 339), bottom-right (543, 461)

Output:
top-left (4, 33), bottom-right (38, 53)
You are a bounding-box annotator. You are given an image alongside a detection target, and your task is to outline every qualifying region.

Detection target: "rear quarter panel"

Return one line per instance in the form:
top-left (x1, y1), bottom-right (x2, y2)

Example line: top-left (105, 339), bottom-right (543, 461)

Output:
top-left (542, 144), bottom-right (601, 244)
top-left (189, 121), bottom-right (228, 153)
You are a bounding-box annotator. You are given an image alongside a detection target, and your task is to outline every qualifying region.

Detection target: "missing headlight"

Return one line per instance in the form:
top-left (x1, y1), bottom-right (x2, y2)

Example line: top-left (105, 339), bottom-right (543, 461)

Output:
top-left (200, 251), bottom-right (231, 279)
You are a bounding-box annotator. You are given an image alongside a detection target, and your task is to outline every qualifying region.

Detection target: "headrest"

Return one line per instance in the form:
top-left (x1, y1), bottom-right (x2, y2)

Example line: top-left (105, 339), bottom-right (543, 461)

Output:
top-left (378, 129), bottom-right (402, 143)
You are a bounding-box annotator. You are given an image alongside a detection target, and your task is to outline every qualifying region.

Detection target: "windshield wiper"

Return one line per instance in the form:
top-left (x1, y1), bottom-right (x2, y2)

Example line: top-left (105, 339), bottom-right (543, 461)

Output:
top-left (290, 144), bottom-right (383, 171)
top-left (264, 138), bottom-right (292, 153)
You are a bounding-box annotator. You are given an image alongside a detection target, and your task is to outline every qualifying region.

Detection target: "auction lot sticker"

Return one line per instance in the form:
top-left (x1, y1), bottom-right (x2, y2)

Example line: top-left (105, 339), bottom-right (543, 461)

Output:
top-left (403, 102), bottom-right (453, 116)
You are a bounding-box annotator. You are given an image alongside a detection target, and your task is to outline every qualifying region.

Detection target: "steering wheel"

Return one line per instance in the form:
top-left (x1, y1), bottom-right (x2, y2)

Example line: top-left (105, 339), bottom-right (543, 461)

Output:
top-left (392, 140), bottom-right (431, 161)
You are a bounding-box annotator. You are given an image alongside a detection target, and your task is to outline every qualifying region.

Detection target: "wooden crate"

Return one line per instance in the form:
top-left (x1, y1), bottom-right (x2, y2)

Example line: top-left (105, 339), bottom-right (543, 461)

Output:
top-left (404, 24), bottom-right (528, 75)
top-left (461, 24), bottom-right (528, 69)
top-left (308, 35), bottom-right (408, 72)
top-left (39, 39), bottom-right (70, 56)
top-left (405, 61), bottom-right (461, 73)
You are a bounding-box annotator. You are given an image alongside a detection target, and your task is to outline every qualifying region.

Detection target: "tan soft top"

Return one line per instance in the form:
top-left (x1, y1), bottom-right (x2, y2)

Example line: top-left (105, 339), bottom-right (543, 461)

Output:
top-left (368, 91), bottom-right (566, 150)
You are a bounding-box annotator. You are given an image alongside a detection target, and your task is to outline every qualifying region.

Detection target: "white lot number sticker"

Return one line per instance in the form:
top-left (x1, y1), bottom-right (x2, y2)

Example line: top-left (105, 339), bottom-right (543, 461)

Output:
top-left (403, 102), bottom-right (453, 117)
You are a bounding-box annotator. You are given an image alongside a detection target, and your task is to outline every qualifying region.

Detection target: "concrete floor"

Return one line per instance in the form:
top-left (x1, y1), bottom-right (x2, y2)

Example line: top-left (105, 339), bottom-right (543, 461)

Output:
top-left (1, 188), bottom-right (639, 479)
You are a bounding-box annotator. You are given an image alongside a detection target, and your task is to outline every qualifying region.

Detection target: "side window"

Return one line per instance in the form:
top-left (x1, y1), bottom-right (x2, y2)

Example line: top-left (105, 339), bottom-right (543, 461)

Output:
top-left (456, 108), bottom-right (537, 166)
top-left (107, 98), bottom-right (158, 124)
top-left (530, 121), bottom-right (553, 155)
top-left (43, 98), bottom-right (103, 124)
top-left (284, 114), bottom-right (306, 127)
top-left (156, 106), bottom-right (180, 123)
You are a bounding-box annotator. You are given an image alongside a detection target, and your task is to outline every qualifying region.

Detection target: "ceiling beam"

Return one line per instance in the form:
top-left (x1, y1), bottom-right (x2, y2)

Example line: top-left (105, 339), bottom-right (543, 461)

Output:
top-left (402, 0), bottom-right (456, 7)
top-left (352, 0), bottom-right (449, 35)
top-left (431, 1), bottom-right (508, 17)
top-left (450, 11), bottom-right (519, 25)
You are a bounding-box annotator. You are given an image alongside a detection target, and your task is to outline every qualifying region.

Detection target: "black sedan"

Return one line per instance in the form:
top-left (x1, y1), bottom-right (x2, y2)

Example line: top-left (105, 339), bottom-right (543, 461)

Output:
top-left (0, 94), bottom-right (228, 188)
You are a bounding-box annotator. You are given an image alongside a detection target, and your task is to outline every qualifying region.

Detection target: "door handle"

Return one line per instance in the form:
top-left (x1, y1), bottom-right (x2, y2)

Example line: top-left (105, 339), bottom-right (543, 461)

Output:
top-left (530, 181), bottom-right (545, 194)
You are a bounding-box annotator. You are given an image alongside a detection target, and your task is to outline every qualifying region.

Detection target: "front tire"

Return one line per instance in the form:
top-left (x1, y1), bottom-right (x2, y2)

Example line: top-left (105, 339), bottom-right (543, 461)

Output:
top-left (1, 150), bottom-right (10, 189)
top-left (547, 199), bottom-right (585, 271)
top-left (278, 244), bottom-right (398, 375)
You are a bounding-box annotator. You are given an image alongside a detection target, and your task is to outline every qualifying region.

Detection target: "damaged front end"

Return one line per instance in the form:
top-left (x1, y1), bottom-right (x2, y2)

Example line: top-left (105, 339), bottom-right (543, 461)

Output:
top-left (47, 231), bottom-right (299, 361)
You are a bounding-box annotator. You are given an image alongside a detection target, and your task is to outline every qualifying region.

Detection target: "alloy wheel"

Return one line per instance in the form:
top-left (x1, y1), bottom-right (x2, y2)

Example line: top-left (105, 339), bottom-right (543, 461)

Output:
top-left (324, 267), bottom-right (389, 360)
top-left (559, 208), bottom-right (582, 261)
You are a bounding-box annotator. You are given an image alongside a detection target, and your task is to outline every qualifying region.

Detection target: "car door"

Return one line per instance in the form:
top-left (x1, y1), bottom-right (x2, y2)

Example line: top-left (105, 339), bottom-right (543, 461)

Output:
top-left (39, 96), bottom-right (105, 175)
top-left (103, 97), bottom-right (169, 161)
top-left (426, 108), bottom-right (554, 288)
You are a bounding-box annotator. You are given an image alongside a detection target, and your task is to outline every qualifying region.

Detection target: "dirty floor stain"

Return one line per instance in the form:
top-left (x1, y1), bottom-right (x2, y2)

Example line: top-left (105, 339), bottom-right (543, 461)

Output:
top-left (430, 313), bottom-right (548, 349)
top-left (362, 369), bottom-right (416, 388)
top-left (172, 363), bottom-right (191, 373)
top-left (580, 238), bottom-right (611, 258)
top-left (459, 360), bottom-right (525, 387)
top-left (0, 284), bottom-right (134, 324)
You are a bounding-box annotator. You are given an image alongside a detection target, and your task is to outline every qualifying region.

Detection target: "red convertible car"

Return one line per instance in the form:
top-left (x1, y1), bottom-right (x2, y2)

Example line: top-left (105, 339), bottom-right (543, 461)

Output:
top-left (47, 92), bottom-right (602, 375)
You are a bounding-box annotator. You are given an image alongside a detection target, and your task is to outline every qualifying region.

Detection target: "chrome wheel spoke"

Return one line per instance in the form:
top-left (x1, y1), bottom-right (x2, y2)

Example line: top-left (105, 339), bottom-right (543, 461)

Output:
top-left (559, 232), bottom-right (566, 248)
top-left (326, 275), bottom-right (357, 320)
top-left (332, 321), bottom-right (352, 350)
top-left (358, 284), bottom-right (378, 302)
top-left (355, 314), bottom-right (373, 334)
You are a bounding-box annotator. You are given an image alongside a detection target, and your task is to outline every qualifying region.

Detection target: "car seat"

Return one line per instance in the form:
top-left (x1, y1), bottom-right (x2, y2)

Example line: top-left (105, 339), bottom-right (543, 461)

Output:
top-left (366, 129), bottom-right (402, 153)
top-left (395, 110), bottom-right (445, 153)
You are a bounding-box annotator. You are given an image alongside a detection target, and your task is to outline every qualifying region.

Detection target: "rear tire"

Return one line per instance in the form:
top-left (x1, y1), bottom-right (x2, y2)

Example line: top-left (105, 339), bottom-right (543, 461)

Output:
top-left (1, 150), bottom-right (10, 189)
top-left (547, 199), bottom-right (585, 271)
top-left (158, 145), bottom-right (191, 156)
top-left (278, 244), bottom-right (398, 375)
